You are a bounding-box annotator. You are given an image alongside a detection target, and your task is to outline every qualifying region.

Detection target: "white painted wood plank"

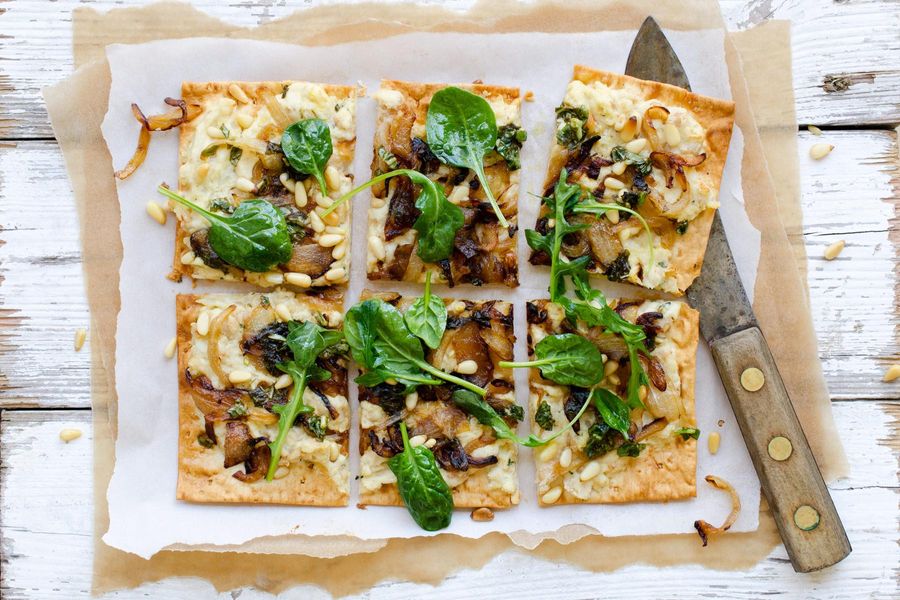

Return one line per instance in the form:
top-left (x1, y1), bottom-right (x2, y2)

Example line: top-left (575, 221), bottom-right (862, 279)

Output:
top-left (0, 0), bottom-right (898, 139)
top-left (2, 130), bottom-right (895, 407)
top-left (1, 404), bottom-right (897, 599)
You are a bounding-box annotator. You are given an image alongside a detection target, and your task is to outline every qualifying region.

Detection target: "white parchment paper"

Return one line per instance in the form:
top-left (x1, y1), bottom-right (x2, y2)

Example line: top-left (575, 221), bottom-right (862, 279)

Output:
top-left (102, 30), bottom-right (761, 559)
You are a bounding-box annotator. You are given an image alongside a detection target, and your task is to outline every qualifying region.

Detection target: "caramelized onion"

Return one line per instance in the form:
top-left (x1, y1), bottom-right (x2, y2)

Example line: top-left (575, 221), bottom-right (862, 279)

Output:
top-left (650, 151), bottom-right (707, 189)
top-left (233, 442), bottom-right (271, 483)
top-left (115, 98), bottom-right (200, 180)
top-left (694, 475), bottom-right (741, 546)
top-left (207, 306), bottom-right (237, 386)
top-left (186, 371), bottom-right (243, 420)
top-left (223, 421), bottom-right (254, 468)
top-left (263, 91), bottom-right (293, 129)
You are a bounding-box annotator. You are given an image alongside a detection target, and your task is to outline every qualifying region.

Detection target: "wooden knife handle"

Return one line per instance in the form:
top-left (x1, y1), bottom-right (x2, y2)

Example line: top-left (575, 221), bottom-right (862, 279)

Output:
top-left (709, 326), bottom-right (851, 572)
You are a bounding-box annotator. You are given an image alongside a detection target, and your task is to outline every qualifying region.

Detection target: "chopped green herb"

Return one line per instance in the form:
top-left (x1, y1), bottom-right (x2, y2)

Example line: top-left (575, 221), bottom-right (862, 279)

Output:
top-left (675, 427), bottom-right (701, 440)
top-left (604, 251), bottom-right (631, 282)
top-left (555, 104), bottom-right (589, 148)
top-left (229, 145), bottom-right (243, 166)
top-left (304, 414), bottom-right (327, 440)
top-left (499, 404), bottom-right (525, 422)
top-left (535, 401), bottom-right (555, 431)
top-left (209, 198), bottom-right (235, 214)
top-left (495, 124), bottom-right (527, 170)
top-left (617, 441), bottom-right (646, 457)
top-left (377, 146), bottom-right (400, 170)
top-left (610, 146), bottom-right (652, 176)
top-left (226, 401), bottom-right (248, 418)
top-left (584, 422), bottom-right (616, 458)
top-left (197, 433), bottom-right (215, 448)
top-left (219, 123), bottom-right (230, 139)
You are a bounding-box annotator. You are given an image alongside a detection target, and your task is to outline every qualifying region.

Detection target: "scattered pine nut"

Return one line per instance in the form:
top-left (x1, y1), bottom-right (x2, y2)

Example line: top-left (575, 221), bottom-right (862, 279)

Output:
top-left (470, 507), bottom-right (494, 521)
top-left (708, 431), bottom-right (721, 455)
top-left (456, 359), bottom-right (478, 375)
top-left (146, 201), bottom-right (167, 225)
top-left (809, 143), bottom-right (834, 160)
top-left (807, 125), bottom-right (823, 136)
top-left (274, 373), bottom-right (292, 389)
top-left (228, 370), bottom-right (252, 384)
top-left (579, 461), bottom-right (601, 482)
top-left (541, 486), bottom-right (563, 504)
top-left (60, 428), bottom-right (82, 442)
top-left (74, 328), bottom-right (87, 351)
top-left (883, 365), bottom-right (900, 383)
top-left (274, 303), bottom-right (292, 322)
top-left (409, 434), bottom-right (427, 447)
top-left (196, 312), bottom-right (210, 336)
top-left (285, 272), bottom-right (312, 288)
top-left (227, 83), bottom-right (250, 104)
top-left (823, 240), bottom-right (845, 260)
top-left (164, 337), bottom-right (177, 359)
top-left (740, 367), bottom-right (765, 392)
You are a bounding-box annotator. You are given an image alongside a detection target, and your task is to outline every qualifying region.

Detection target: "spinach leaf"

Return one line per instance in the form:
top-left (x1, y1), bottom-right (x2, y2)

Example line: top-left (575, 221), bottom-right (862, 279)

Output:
top-left (404, 272), bottom-right (447, 349)
top-left (495, 124), bottom-right (527, 170)
top-left (675, 427), bottom-right (700, 440)
top-left (499, 333), bottom-right (604, 388)
top-left (388, 421), bottom-right (454, 531)
top-left (345, 299), bottom-right (485, 396)
top-left (426, 86), bottom-right (509, 228)
top-left (590, 388), bottom-right (631, 438)
top-left (610, 145), bottom-right (652, 176)
top-left (281, 119), bottom-right (333, 196)
top-left (158, 186), bottom-right (292, 272)
top-left (555, 104), bottom-right (589, 148)
top-left (266, 320), bottom-right (344, 480)
top-left (451, 389), bottom-right (591, 448)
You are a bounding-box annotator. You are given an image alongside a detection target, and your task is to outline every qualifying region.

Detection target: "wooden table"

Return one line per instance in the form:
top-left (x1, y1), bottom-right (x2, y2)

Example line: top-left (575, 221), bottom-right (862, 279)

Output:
top-left (1, 1), bottom-right (897, 597)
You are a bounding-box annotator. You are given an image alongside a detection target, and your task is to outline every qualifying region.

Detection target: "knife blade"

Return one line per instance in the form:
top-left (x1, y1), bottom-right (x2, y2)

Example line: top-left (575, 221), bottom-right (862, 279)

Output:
top-left (626, 17), bottom-right (850, 573)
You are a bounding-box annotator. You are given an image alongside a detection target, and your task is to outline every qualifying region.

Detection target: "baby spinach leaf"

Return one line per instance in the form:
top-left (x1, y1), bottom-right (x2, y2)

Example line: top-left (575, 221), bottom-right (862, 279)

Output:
top-left (499, 333), bottom-right (604, 388)
top-left (426, 86), bottom-right (508, 228)
top-left (282, 119), bottom-right (333, 196)
top-left (590, 388), bottom-right (631, 438)
top-left (158, 186), bottom-right (292, 272)
top-left (388, 421), bottom-right (454, 531)
top-left (404, 272), bottom-right (447, 349)
top-left (266, 320), bottom-right (344, 481)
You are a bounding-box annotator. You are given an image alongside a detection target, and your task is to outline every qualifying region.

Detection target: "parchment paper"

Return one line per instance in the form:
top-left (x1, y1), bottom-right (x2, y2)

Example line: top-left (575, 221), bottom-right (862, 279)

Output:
top-left (40, 0), bottom-right (847, 594)
top-left (101, 30), bottom-right (760, 560)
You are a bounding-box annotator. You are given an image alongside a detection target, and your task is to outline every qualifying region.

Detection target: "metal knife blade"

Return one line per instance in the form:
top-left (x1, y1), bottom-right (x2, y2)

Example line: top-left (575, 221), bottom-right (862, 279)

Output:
top-left (626, 16), bottom-right (850, 573)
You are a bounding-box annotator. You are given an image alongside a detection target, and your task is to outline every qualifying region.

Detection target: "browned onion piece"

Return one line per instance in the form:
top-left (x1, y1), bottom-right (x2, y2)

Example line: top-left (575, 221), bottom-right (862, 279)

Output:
top-left (114, 124), bottom-right (151, 180)
top-left (223, 421), bottom-right (254, 468)
top-left (639, 353), bottom-right (668, 391)
top-left (207, 305), bottom-right (237, 387)
top-left (263, 91), bottom-right (293, 129)
top-left (115, 98), bottom-right (200, 180)
top-left (185, 370), bottom-right (243, 420)
top-left (233, 442), bottom-right (271, 483)
top-left (645, 105), bottom-right (670, 123)
top-left (694, 475), bottom-right (741, 546)
top-left (634, 417), bottom-right (667, 441)
top-left (284, 242), bottom-right (334, 279)
top-left (650, 151), bottom-right (708, 189)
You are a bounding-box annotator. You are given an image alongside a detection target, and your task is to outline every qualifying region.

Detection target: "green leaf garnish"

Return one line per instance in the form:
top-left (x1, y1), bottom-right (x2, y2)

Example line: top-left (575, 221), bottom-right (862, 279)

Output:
top-left (281, 119), bottom-right (333, 196)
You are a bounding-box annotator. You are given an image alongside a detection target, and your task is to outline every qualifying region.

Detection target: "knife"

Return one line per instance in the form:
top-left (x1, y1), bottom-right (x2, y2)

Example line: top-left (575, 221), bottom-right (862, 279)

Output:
top-left (626, 17), bottom-right (851, 573)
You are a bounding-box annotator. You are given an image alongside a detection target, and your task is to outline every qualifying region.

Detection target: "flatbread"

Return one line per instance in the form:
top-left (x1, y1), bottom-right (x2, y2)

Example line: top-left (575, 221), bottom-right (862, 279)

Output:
top-left (357, 291), bottom-right (520, 509)
top-left (366, 80), bottom-right (522, 287)
top-left (172, 81), bottom-right (358, 288)
top-left (176, 290), bottom-right (350, 505)
top-left (529, 65), bottom-right (735, 295)
top-left (526, 298), bottom-right (699, 505)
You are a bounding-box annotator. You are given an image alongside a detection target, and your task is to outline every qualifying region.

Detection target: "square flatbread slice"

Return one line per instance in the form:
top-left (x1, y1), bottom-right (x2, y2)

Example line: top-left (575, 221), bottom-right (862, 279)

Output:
top-left (529, 65), bottom-right (735, 295)
top-left (172, 81), bottom-right (357, 288)
top-left (357, 291), bottom-right (519, 508)
top-left (526, 298), bottom-right (699, 505)
top-left (176, 290), bottom-right (349, 505)
top-left (366, 80), bottom-right (522, 288)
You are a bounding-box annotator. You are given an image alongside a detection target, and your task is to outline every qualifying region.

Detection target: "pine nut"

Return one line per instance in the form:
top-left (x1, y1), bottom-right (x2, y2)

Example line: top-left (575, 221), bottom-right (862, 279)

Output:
top-left (619, 116), bottom-right (638, 141)
top-left (405, 392), bottom-right (418, 411)
top-left (324, 225), bottom-right (343, 235)
top-left (457, 359), bottom-right (478, 375)
top-left (809, 143), bottom-right (833, 160)
top-left (235, 177), bottom-right (256, 193)
top-left (708, 431), bottom-right (721, 454)
top-left (196, 312), bottom-right (210, 336)
top-left (164, 337), bottom-right (177, 359)
top-left (229, 370), bottom-right (252, 384)
top-left (664, 123), bottom-right (681, 147)
top-left (425, 438), bottom-right (437, 448)
top-left (611, 161), bottom-right (627, 176)
top-left (448, 300), bottom-right (466, 315)
top-left (579, 461), bottom-right (601, 482)
top-left (315, 194), bottom-right (334, 209)
top-left (59, 428), bottom-right (82, 442)
top-left (368, 235), bottom-right (386, 260)
top-left (881, 364), bottom-right (900, 382)
top-left (322, 208), bottom-right (341, 226)
top-left (318, 233), bottom-right (343, 248)
top-left (273, 374), bottom-right (292, 389)
top-left (207, 125), bottom-right (225, 139)
top-left (605, 177), bottom-right (625, 190)
top-left (236, 112), bottom-right (254, 129)
top-left (541, 486), bottom-right (563, 504)
top-left (625, 138), bottom-right (648, 153)
top-left (74, 328), bottom-right (87, 351)
top-left (607, 375), bottom-right (621, 386)
top-left (227, 83), bottom-right (250, 104)
top-left (274, 303), bottom-right (292, 322)
top-left (824, 240), bottom-right (845, 260)
top-left (294, 181), bottom-right (308, 207)
top-left (285, 272), bottom-right (312, 288)
top-left (309, 210), bottom-right (325, 233)
top-left (279, 172), bottom-right (296, 192)
top-left (329, 444), bottom-right (341, 461)
top-left (409, 434), bottom-right (427, 447)
top-left (264, 272), bottom-right (284, 285)
top-left (180, 251), bottom-right (196, 265)
top-left (272, 466), bottom-right (290, 480)
top-left (606, 209), bottom-right (620, 224)
top-left (604, 360), bottom-right (619, 377)
top-left (740, 367), bottom-right (765, 392)
top-left (146, 201), bottom-right (167, 225)
top-left (558, 447), bottom-right (572, 469)
top-left (332, 242), bottom-right (348, 260)
top-left (325, 267), bottom-right (346, 282)
top-left (324, 166), bottom-right (343, 193)
top-left (808, 125), bottom-right (822, 136)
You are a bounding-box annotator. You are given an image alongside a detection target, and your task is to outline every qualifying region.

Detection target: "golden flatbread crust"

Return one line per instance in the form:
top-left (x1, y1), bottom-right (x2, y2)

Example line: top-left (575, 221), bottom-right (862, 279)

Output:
top-left (356, 291), bottom-right (519, 509)
top-left (172, 81), bottom-right (357, 286)
top-left (366, 80), bottom-right (521, 287)
top-left (527, 299), bottom-right (699, 505)
top-left (536, 65), bottom-right (734, 295)
top-left (176, 292), bottom-right (349, 506)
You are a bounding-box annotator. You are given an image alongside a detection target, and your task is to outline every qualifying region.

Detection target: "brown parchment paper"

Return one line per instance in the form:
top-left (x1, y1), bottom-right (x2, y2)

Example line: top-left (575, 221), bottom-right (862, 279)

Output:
top-left (40, 0), bottom-right (847, 594)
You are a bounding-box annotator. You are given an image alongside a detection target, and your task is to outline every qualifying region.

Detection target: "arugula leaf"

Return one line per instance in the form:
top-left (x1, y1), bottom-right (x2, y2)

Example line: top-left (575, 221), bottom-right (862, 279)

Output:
top-left (675, 427), bottom-right (701, 440)
top-left (499, 333), bottom-right (604, 388)
top-left (426, 86), bottom-right (508, 228)
top-left (590, 388), bottom-right (631, 438)
top-left (281, 119), bottom-right (333, 196)
top-left (158, 186), bottom-right (292, 272)
top-left (404, 272), bottom-right (447, 349)
top-left (266, 320), bottom-right (344, 481)
top-left (495, 124), bottom-right (527, 170)
top-left (322, 168), bottom-right (463, 263)
top-left (345, 299), bottom-right (485, 396)
top-left (451, 389), bottom-right (591, 448)
top-left (388, 421), bottom-right (453, 531)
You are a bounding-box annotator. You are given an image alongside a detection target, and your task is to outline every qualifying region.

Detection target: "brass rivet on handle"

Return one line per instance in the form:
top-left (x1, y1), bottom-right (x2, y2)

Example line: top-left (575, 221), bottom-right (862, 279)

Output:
top-left (740, 367), bottom-right (765, 392)
top-left (767, 436), bottom-right (793, 461)
top-left (794, 505), bottom-right (821, 531)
